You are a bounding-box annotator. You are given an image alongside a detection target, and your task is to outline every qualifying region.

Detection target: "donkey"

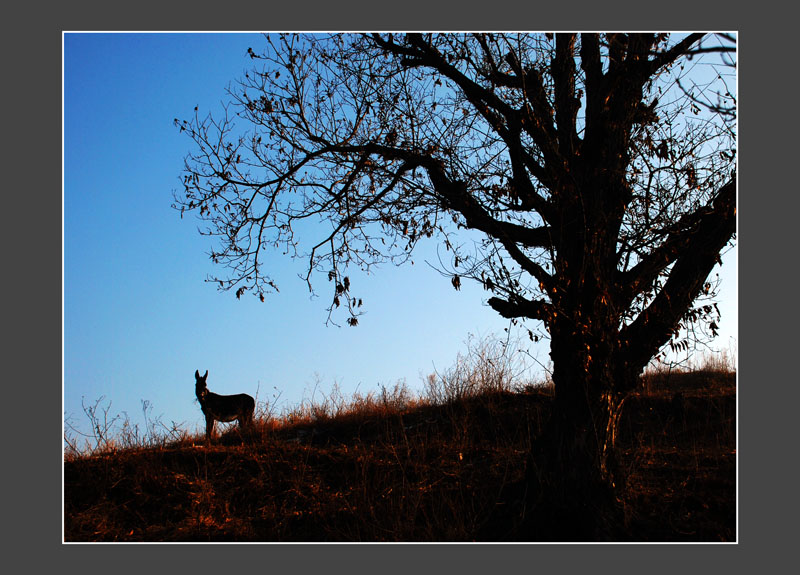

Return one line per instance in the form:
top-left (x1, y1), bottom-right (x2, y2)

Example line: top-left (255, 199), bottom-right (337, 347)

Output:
top-left (194, 370), bottom-right (255, 440)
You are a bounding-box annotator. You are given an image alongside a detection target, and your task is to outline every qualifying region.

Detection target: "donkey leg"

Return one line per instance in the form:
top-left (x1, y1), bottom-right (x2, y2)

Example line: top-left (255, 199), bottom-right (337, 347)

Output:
top-left (205, 415), bottom-right (215, 441)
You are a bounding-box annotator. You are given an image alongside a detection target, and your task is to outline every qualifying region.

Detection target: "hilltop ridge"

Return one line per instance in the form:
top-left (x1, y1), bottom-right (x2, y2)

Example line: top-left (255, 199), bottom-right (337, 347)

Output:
top-left (64, 368), bottom-right (735, 542)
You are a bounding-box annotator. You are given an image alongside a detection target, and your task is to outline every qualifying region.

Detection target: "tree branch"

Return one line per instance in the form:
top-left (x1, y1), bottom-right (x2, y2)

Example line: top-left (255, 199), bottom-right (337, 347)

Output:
top-left (553, 34), bottom-right (580, 163)
top-left (618, 178), bottom-right (736, 308)
top-left (647, 33), bottom-right (705, 75)
top-left (375, 34), bottom-right (559, 202)
top-left (620, 176), bottom-right (736, 368)
top-left (488, 294), bottom-right (552, 322)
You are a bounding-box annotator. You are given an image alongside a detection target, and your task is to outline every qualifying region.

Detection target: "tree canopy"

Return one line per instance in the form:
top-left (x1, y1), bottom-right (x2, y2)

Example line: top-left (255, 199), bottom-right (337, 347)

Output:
top-left (176, 33), bottom-right (734, 353)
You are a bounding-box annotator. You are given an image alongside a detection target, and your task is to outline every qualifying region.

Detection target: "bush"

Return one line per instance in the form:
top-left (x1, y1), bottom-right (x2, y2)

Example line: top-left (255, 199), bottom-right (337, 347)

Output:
top-left (424, 333), bottom-right (534, 404)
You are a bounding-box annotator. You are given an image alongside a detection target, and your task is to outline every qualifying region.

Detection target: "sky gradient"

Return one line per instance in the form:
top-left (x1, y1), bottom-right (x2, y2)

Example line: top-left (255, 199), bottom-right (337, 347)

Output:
top-left (63, 33), bottom-right (737, 444)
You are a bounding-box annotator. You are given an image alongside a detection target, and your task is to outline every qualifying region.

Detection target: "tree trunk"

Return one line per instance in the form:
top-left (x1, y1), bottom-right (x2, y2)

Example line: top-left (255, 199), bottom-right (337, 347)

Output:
top-left (522, 329), bottom-right (631, 541)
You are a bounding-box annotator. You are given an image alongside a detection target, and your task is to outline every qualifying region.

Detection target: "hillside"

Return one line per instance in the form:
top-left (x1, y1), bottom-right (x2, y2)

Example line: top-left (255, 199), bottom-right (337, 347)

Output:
top-left (63, 369), bottom-right (736, 542)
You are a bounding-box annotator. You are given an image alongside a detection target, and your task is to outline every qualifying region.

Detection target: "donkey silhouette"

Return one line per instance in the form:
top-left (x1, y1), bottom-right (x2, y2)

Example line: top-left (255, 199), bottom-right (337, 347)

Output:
top-left (194, 370), bottom-right (255, 440)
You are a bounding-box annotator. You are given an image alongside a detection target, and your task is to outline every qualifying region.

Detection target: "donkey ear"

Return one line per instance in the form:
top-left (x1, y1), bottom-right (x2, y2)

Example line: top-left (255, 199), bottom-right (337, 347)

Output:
top-left (195, 370), bottom-right (200, 379)
top-left (204, 370), bottom-right (208, 378)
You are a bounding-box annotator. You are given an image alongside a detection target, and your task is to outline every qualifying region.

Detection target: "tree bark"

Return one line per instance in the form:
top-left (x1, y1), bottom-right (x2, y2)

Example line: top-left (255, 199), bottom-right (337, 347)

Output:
top-left (523, 325), bottom-right (632, 541)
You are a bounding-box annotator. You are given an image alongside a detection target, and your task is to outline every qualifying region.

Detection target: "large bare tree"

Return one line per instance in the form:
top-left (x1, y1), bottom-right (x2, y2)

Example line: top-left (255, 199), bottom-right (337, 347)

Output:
top-left (175, 33), bottom-right (736, 538)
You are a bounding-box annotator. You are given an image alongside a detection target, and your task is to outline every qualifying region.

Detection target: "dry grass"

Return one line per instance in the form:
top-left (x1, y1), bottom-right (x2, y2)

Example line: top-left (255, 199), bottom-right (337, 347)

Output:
top-left (64, 344), bottom-right (735, 542)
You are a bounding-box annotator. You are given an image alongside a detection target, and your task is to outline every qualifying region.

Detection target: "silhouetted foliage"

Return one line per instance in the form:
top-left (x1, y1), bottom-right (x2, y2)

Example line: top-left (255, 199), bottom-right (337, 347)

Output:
top-left (175, 33), bottom-right (736, 538)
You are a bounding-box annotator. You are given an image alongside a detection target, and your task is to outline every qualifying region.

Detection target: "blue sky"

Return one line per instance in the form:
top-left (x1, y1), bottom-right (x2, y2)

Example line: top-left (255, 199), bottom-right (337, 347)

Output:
top-left (63, 33), bottom-right (737, 442)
